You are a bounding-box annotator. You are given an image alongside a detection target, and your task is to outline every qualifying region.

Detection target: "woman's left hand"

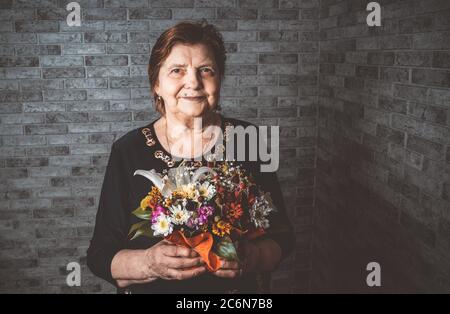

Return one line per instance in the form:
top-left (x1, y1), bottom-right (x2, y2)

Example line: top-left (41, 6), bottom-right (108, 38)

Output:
top-left (212, 240), bottom-right (261, 278)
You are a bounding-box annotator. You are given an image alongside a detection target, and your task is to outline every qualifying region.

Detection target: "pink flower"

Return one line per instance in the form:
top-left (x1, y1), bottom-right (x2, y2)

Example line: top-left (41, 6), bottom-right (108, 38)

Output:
top-left (151, 205), bottom-right (165, 224)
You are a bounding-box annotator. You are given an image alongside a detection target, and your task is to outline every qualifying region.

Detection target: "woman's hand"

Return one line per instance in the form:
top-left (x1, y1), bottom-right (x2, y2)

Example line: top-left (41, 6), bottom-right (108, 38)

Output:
top-left (144, 239), bottom-right (207, 280)
top-left (212, 239), bottom-right (261, 278)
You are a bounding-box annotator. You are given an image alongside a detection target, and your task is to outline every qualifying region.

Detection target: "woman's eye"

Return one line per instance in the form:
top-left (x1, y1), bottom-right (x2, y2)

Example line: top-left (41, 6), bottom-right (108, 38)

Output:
top-left (200, 68), bottom-right (215, 75)
top-left (170, 68), bottom-right (181, 74)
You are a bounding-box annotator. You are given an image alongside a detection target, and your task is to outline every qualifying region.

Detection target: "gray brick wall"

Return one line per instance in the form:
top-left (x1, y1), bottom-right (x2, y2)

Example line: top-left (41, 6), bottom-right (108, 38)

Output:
top-left (0, 0), bottom-right (318, 293)
top-left (314, 0), bottom-right (450, 292)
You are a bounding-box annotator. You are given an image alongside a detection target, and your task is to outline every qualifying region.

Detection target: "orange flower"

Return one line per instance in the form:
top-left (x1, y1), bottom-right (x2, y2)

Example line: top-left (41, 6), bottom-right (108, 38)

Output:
top-left (227, 203), bottom-right (243, 221)
top-left (212, 220), bottom-right (232, 237)
top-left (140, 186), bottom-right (162, 210)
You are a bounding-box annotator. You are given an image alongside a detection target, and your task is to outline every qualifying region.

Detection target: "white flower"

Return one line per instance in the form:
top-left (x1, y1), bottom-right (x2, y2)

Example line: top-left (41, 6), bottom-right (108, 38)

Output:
top-left (250, 196), bottom-right (275, 229)
top-left (169, 204), bottom-right (191, 225)
top-left (151, 214), bottom-right (173, 237)
top-left (196, 181), bottom-right (216, 201)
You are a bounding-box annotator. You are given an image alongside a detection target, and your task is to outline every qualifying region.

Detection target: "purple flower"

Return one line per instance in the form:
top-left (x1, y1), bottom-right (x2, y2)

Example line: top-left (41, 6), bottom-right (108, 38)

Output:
top-left (151, 205), bottom-right (165, 224)
top-left (197, 205), bottom-right (214, 225)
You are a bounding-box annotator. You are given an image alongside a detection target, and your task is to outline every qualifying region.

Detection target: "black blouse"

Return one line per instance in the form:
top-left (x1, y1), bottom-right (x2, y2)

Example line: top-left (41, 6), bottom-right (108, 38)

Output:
top-left (87, 114), bottom-right (295, 294)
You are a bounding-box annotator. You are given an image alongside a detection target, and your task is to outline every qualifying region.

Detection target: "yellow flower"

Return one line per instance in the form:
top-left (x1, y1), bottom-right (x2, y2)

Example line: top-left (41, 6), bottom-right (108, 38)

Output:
top-left (141, 186), bottom-right (162, 209)
top-left (212, 220), bottom-right (231, 237)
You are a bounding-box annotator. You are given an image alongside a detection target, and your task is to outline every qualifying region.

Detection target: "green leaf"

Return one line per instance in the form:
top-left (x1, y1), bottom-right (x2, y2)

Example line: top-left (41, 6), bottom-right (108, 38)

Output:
top-left (132, 206), bottom-right (151, 220)
top-left (128, 221), bottom-right (156, 240)
top-left (215, 236), bottom-right (240, 262)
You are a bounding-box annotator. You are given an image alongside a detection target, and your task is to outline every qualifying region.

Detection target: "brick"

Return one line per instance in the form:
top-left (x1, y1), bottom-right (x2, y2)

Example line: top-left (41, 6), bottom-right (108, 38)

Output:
top-left (225, 64), bottom-right (257, 75)
top-left (395, 51), bottom-right (433, 67)
top-left (378, 97), bottom-right (407, 114)
top-left (194, 0), bottom-right (233, 7)
top-left (217, 8), bottom-right (257, 19)
top-left (259, 53), bottom-right (298, 64)
top-left (128, 32), bottom-right (160, 43)
top-left (42, 67), bottom-right (85, 79)
top-left (0, 33), bottom-right (36, 43)
top-left (110, 77), bottom-right (148, 88)
top-left (0, 91), bottom-right (42, 102)
top-left (259, 31), bottom-right (298, 42)
top-left (47, 134), bottom-right (89, 145)
top-left (43, 90), bottom-right (87, 101)
top-left (87, 89), bottom-right (130, 100)
top-left (172, 8), bottom-right (214, 19)
top-left (432, 52), bottom-right (450, 69)
top-left (84, 32), bottom-right (127, 43)
top-left (0, 80), bottom-right (19, 90)
top-left (238, 20), bottom-right (278, 31)
top-left (60, 21), bottom-right (104, 32)
top-left (0, 54), bottom-right (21, 69)
top-left (412, 69), bottom-right (450, 88)
top-left (413, 31), bottom-right (450, 49)
top-left (26, 146), bottom-right (69, 156)
top-left (261, 9), bottom-right (299, 20)
top-left (129, 8), bottom-right (172, 19)
top-left (106, 44), bottom-right (149, 54)
top-left (40, 56), bottom-right (83, 67)
top-left (66, 101), bottom-right (109, 112)
top-left (391, 113), bottom-right (423, 135)
top-left (408, 103), bottom-right (447, 125)
top-left (240, 0), bottom-right (278, 8)
top-left (356, 66), bottom-right (379, 79)
top-left (46, 112), bottom-right (89, 123)
top-left (399, 15), bottom-right (433, 34)
top-left (104, 21), bottom-right (149, 31)
top-left (15, 21), bottom-right (58, 32)
top-left (90, 112), bottom-right (132, 122)
top-left (380, 67), bottom-right (409, 83)
top-left (15, 45), bottom-right (61, 56)
top-left (429, 88), bottom-right (450, 107)
top-left (36, 8), bottom-right (66, 20)
top-left (23, 102), bottom-right (65, 113)
top-left (221, 87), bottom-right (258, 97)
top-left (394, 85), bottom-right (428, 102)
top-left (105, 0), bottom-right (149, 7)
top-left (65, 78), bottom-right (108, 89)
top-left (407, 135), bottom-right (445, 161)
top-left (1, 114), bottom-right (45, 125)
top-left (86, 66), bottom-right (129, 77)
top-left (0, 103), bottom-right (22, 114)
top-left (85, 55), bottom-right (128, 66)
top-left (83, 8), bottom-right (127, 20)
top-left (38, 33), bottom-right (82, 44)
top-left (25, 125), bottom-right (67, 135)
top-left (63, 44), bottom-right (105, 55)
top-left (367, 52), bottom-right (394, 65)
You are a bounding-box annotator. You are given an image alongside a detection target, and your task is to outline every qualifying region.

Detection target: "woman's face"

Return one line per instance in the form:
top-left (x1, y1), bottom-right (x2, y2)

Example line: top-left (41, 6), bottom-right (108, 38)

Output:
top-left (154, 43), bottom-right (221, 119)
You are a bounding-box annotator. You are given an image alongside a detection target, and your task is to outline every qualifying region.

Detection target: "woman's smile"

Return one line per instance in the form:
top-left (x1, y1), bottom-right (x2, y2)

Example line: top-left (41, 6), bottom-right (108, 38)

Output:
top-left (180, 96), bottom-right (206, 102)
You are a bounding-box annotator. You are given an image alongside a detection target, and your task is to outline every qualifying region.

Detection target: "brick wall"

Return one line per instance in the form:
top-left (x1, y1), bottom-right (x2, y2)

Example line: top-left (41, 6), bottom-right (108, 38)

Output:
top-left (0, 0), bottom-right (318, 293)
top-left (313, 0), bottom-right (450, 292)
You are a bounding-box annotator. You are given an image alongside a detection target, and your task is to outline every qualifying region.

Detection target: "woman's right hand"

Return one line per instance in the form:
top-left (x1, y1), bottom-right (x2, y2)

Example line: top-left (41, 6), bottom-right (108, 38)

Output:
top-left (143, 239), bottom-right (207, 280)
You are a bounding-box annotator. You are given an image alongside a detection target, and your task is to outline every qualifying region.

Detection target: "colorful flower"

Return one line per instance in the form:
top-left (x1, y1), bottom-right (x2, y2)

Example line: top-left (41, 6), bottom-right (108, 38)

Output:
top-left (212, 220), bottom-right (232, 237)
top-left (226, 203), bottom-right (243, 221)
top-left (169, 204), bottom-right (191, 225)
top-left (151, 214), bottom-right (173, 237)
top-left (250, 195), bottom-right (274, 229)
top-left (196, 181), bottom-right (216, 201)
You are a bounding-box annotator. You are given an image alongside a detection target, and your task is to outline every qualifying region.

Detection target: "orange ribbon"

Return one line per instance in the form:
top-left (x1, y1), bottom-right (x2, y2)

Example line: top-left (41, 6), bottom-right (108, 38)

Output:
top-left (165, 230), bottom-right (222, 272)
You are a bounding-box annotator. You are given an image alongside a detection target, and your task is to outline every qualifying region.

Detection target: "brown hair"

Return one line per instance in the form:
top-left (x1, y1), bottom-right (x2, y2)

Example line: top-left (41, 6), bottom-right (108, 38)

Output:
top-left (148, 20), bottom-right (227, 115)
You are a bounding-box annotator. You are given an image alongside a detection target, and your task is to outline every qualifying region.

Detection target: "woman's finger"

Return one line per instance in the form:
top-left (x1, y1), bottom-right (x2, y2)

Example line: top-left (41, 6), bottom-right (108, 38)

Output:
top-left (213, 269), bottom-right (241, 278)
top-left (163, 245), bottom-right (198, 258)
top-left (164, 256), bottom-right (205, 269)
top-left (166, 265), bottom-right (207, 280)
top-left (219, 259), bottom-right (240, 270)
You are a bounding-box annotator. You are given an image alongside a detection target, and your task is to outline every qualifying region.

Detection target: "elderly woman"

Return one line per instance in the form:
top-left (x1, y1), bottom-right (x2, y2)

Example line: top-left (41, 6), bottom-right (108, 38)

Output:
top-left (87, 21), bottom-right (295, 294)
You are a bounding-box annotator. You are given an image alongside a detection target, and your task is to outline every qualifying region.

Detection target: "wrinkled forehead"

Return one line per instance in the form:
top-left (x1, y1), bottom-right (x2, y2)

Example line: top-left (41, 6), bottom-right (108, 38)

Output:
top-left (161, 42), bottom-right (217, 68)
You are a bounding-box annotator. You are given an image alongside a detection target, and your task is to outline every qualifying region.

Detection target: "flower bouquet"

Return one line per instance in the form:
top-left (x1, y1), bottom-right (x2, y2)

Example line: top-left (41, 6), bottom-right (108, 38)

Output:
top-left (128, 160), bottom-right (276, 271)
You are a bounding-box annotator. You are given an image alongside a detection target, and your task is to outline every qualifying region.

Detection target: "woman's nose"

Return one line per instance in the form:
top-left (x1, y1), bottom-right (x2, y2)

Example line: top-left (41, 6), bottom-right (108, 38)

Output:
top-left (184, 69), bottom-right (202, 90)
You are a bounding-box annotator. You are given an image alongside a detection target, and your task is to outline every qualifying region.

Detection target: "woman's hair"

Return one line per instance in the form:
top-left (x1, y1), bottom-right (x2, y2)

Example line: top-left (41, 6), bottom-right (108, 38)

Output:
top-left (148, 20), bottom-right (227, 115)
